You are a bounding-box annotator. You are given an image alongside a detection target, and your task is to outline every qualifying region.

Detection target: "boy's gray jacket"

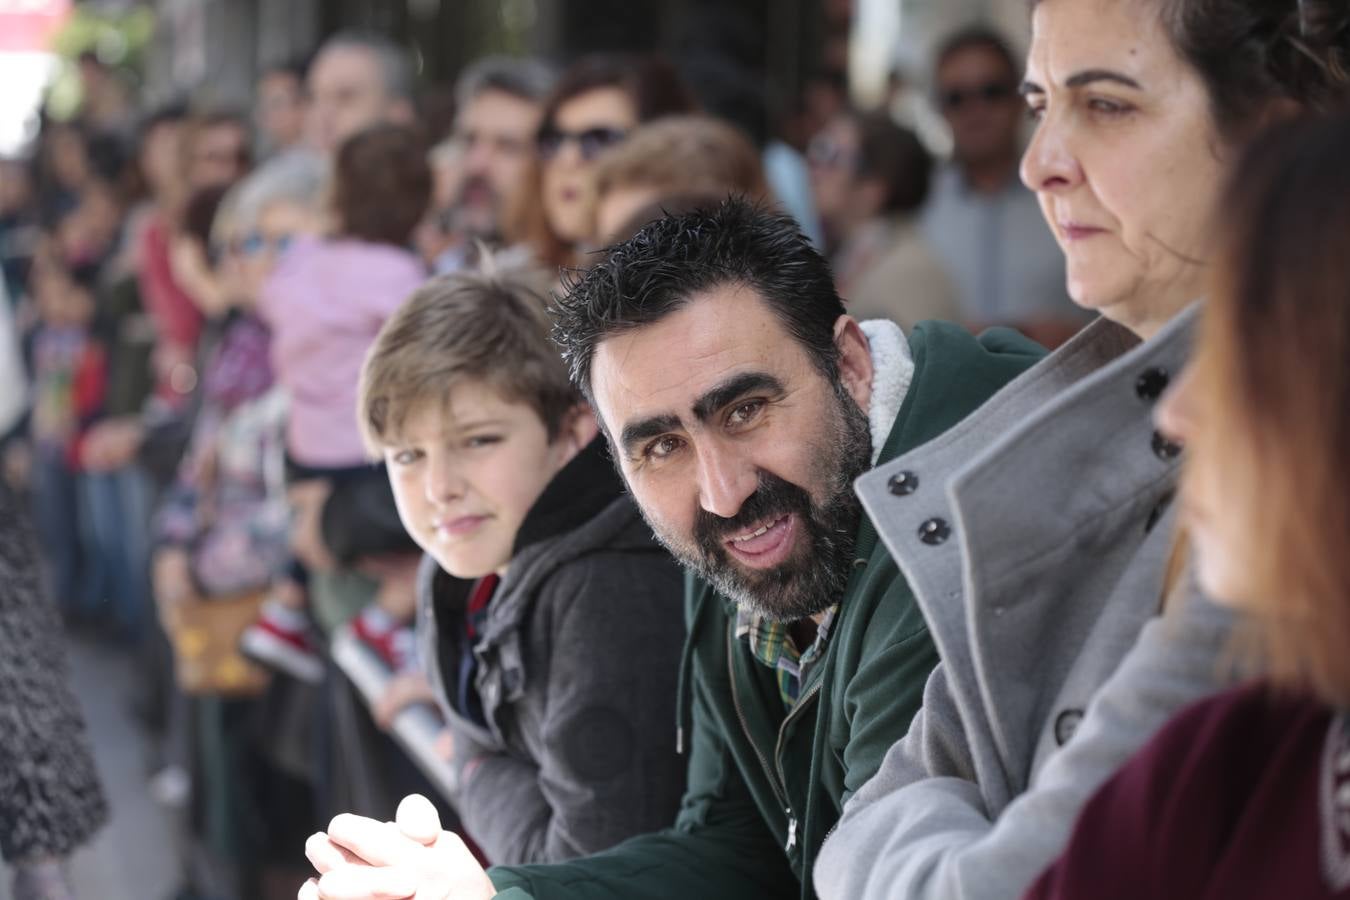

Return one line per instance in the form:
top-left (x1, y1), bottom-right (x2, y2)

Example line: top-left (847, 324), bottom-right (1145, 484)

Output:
top-left (814, 308), bottom-right (1237, 899)
top-left (416, 439), bottom-right (686, 866)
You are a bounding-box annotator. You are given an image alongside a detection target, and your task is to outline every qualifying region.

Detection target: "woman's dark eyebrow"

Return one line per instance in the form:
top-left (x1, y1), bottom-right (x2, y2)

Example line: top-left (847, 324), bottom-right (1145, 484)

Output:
top-left (1021, 69), bottom-right (1145, 96)
top-left (1065, 69), bottom-right (1144, 90)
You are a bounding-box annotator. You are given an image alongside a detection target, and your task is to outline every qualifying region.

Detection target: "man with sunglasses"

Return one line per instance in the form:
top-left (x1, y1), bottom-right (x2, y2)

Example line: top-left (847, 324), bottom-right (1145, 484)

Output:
top-left (921, 27), bottom-right (1082, 348)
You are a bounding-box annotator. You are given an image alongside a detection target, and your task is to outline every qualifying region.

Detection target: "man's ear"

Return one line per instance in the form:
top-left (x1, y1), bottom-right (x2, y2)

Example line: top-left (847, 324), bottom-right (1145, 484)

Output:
top-left (833, 315), bottom-right (874, 413)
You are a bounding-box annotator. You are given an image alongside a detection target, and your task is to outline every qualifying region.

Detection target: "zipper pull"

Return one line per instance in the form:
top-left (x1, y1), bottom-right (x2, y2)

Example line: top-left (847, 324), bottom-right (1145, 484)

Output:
top-left (785, 809), bottom-right (798, 853)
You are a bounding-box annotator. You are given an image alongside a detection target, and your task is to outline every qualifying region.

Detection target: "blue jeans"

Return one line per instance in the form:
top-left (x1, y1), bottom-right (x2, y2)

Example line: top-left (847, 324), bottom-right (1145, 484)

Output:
top-left (78, 465), bottom-right (153, 640)
top-left (30, 447), bottom-right (86, 617)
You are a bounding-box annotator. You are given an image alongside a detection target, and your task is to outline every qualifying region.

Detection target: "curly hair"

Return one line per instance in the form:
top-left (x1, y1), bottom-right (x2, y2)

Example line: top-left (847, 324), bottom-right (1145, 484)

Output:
top-left (552, 197), bottom-right (843, 397)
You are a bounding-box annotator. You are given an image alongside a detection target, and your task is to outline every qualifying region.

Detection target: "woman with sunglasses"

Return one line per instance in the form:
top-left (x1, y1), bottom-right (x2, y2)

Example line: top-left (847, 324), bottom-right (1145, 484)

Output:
top-left (505, 54), bottom-right (695, 273)
top-left (1027, 107), bottom-right (1350, 900)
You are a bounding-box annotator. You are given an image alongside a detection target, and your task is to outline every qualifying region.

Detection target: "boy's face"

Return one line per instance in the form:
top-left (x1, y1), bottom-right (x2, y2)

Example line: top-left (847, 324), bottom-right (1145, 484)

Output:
top-left (383, 382), bottom-right (588, 579)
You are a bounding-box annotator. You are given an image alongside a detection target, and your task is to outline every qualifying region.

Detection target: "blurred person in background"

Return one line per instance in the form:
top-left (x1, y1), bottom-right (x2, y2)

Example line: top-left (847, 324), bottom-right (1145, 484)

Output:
top-left (26, 248), bottom-right (105, 623)
top-left (0, 158), bottom-right (40, 304)
top-left (75, 49), bottom-right (136, 142)
top-left (246, 123), bottom-right (429, 679)
top-left (920, 26), bottom-right (1083, 348)
top-left (589, 113), bottom-right (771, 245)
top-left (505, 53), bottom-right (696, 273)
top-left (809, 111), bottom-right (959, 331)
top-left (183, 110), bottom-right (252, 194)
top-left (421, 56), bottom-right (555, 273)
top-left (306, 32), bottom-right (417, 156)
top-left (256, 58), bottom-right (310, 159)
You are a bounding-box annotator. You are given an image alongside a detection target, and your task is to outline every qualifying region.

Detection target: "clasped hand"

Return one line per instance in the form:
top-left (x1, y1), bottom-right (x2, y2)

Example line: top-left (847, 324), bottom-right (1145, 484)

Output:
top-left (299, 794), bottom-right (497, 900)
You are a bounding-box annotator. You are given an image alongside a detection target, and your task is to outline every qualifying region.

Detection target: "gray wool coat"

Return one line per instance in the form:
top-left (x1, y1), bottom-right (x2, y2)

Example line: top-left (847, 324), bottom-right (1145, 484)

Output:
top-left (416, 440), bottom-right (686, 867)
top-left (814, 307), bottom-right (1238, 900)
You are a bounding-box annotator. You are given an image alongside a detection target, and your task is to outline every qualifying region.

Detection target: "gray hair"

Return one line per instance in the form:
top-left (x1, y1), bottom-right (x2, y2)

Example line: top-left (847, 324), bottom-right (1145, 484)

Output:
top-left (453, 55), bottom-right (555, 110)
top-left (230, 150), bottom-right (329, 233)
top-left (317, 31), bottom-right (417, 102)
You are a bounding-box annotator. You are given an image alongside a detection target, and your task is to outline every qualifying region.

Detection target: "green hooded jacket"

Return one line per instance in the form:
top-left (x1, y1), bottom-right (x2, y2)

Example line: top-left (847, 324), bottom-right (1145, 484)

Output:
top-left (489, 321), bottom-right (1045, 900)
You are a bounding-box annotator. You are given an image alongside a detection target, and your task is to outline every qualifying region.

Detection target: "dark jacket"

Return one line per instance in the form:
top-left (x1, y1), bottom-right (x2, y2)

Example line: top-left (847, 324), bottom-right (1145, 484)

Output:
top-left (417, 437), bottom-right (687, 865)
top-left (487, 321), bottom-right (1044, 900)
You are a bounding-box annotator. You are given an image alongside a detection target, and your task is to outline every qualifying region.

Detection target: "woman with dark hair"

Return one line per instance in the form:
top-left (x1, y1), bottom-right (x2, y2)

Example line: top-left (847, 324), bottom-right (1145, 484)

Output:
top-left (813, 1), bottom-right (1350, 899)
top-left (504, 54), bottom-right (696, 271)
top-left (1027, 107), bottom-right (1350, 900)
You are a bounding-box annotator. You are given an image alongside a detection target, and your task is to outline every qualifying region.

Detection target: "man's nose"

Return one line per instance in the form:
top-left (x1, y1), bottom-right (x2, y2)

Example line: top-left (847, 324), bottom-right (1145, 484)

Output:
top-left (695, 440), bottom-right (758, 520)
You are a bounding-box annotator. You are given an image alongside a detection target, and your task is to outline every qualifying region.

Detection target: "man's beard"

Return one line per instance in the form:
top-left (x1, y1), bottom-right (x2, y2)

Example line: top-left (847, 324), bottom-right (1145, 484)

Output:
top-left (647, 382), bottom-right (873, 623)
top-left (452, 174), bottom-right (502, 242)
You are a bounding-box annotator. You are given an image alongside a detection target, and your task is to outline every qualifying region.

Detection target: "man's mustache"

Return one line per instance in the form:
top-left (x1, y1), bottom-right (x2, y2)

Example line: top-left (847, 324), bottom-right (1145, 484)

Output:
top-left (454, 174), bottom-right (496, 206)
top-left (693, 473), bottom-right (812, 551)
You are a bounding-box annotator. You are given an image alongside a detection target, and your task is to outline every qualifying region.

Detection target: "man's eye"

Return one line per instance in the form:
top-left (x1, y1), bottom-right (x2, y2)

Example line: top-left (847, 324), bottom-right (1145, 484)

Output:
top-left (728, 400), bottom-right (764, 427)
top-left (466, 434), bottom-right (502, 449)
top-left (644, 435), bottom-right (684, 461)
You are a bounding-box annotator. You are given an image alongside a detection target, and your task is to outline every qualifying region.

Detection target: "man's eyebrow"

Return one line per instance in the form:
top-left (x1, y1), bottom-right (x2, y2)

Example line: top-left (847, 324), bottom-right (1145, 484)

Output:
top-left (691, 372), bottom-right (785, 423)
top-left (1021, 69), bottom-right (1144, 97)
top-left (619, 413), bottom-right (682, 457)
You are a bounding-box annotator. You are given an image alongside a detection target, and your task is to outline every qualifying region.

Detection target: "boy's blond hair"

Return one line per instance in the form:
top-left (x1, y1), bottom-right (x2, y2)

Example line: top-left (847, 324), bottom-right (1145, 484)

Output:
top-left (359, 266), bottom-right (579, 453)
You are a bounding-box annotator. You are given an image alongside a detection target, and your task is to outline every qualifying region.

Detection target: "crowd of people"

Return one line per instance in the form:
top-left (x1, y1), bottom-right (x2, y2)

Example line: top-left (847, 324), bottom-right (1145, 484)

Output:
top-left (1, 0), bottom-right (1348, 899)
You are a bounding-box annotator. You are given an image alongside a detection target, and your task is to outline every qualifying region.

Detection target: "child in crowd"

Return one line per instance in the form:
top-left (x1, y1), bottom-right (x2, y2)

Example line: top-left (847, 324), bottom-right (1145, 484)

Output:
top-left (244, 123), bottom-right (432, 679)
top-left (27, 250), bottom-right (106, 620)
top-left (357, 269), bottom-right (687, 864)
top-left (1027, 111), bottom-right (1350, 899)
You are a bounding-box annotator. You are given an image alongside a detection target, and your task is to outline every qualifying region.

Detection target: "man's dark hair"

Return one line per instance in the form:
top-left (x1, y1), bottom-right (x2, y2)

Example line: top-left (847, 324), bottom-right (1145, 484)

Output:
top-left (454, 55), bottom-right (556, 109)
top-left (553, 198), bottom-right (844, 398)
top-left (934, 25), bottom-right (1019, 80)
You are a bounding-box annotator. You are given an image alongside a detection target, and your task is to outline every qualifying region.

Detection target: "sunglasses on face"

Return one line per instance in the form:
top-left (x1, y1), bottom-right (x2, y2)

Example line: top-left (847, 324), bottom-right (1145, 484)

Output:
top-left (939, 80), bottom-right (1017, 112)
top-left (217, 232), bottom-right (293, 261)
top-left (536, 125), bottom-right (628, 163)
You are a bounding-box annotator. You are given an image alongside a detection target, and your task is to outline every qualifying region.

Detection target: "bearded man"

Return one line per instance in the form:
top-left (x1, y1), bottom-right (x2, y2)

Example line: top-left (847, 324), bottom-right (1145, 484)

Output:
top-left (300, 198), bottom-right (1042, 900)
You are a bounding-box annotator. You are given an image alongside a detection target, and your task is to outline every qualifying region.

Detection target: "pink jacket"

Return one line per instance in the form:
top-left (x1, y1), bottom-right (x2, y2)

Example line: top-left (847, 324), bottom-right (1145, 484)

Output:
top-left (258, 236), bottom-right (426, 468)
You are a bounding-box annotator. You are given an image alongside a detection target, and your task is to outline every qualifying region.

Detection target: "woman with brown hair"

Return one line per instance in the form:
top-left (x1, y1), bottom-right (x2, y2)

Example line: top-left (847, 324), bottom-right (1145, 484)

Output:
top-left (1026, 106), bottom-right (1350, 900)
top-left (504, 54), bottom-right (695, 271)
top-left (589, 113), bottom-right (772, 245)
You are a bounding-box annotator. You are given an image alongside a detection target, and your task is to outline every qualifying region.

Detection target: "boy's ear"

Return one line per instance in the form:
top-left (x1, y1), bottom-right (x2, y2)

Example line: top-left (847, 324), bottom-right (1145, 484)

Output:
top-left (559, 402), bottom-right (600, 456)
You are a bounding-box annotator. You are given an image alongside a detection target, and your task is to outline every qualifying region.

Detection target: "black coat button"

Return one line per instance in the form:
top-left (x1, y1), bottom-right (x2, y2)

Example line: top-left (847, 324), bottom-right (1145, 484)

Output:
top-left (1135, 367), bottom-right (1170, 401)
top-left (1152, 430), bottom-right (1183, 461)
top-left (888, 470), bottom-right (919, 496)
top-left (918, 518), bottom-right (950, 545)
top-left (1054, 709), bottom-right (1084, 746)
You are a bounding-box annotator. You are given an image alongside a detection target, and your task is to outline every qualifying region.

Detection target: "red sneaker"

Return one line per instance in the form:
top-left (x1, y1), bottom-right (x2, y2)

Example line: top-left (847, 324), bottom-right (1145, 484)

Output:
top-left (239, 601), bottom-right (324, 684)
top-left (351, 606), bottom-right (417, 673)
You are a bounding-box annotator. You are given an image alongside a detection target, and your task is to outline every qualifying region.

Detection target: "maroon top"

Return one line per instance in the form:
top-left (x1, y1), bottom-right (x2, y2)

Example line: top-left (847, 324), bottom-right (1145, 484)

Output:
top-left (1026, 680), bottom-right (1350, 900)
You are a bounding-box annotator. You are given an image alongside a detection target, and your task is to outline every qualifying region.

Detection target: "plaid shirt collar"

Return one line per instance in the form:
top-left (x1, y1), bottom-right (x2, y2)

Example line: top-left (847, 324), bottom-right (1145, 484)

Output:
top-left (735, 604), bottom-right (840, 711)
